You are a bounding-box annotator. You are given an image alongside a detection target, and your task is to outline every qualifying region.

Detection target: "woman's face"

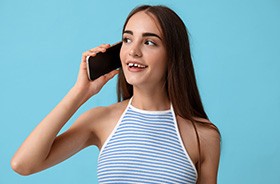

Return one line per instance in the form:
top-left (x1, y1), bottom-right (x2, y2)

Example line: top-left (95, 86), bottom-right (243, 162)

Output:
top-left (120, 11), bottom-right (167, 89)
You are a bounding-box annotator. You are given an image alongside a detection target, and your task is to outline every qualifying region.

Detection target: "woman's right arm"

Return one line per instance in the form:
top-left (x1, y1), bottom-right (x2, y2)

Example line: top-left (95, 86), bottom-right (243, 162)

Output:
top-left (11, 44), bottom-right (119, 175)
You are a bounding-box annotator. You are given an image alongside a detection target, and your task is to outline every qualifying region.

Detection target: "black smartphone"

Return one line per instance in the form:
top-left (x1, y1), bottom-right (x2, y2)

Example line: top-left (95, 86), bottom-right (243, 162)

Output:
top-left (86, 42), bottom-right (122, 81)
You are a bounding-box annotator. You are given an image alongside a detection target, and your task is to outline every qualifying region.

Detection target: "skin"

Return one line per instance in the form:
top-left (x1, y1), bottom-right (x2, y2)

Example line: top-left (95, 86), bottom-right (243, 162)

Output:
top-left (11, 11), bottom-right (220, 183)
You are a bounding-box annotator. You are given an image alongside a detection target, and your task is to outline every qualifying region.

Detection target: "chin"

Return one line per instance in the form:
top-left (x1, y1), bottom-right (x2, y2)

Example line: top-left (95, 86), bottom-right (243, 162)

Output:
top-left (125, 78), bottom-right (140, 86)
top-left (125, 76), bottom-right (147, 87)
top-left (123, 72), bottom-right (141, 85)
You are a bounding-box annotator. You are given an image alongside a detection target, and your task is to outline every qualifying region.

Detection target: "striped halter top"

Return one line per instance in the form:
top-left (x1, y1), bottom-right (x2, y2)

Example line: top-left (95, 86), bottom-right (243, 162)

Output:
top-left (97, 98), bottom-right (197, 183)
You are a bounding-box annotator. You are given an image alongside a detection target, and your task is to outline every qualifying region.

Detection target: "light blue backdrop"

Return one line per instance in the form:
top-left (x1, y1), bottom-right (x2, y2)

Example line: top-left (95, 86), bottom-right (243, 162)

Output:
top-left (1, 0), bottom-right (279, 183)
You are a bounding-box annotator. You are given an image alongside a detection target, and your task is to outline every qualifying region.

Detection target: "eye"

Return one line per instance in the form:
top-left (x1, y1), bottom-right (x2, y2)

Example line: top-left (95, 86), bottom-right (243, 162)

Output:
top-left (122, 37), bottom-right (131, 43)
top-left (145, 40), bottom-right (156, 46)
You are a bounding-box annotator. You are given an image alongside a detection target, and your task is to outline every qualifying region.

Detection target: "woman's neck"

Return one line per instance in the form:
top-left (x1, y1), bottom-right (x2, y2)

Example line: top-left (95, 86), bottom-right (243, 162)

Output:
top-left (131, 85), bottom-right (170, 111)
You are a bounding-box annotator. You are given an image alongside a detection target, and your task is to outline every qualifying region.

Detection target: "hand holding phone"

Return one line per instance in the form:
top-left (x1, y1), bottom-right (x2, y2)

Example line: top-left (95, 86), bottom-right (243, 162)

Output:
top-left (86, 42), bottom-right (122, 81)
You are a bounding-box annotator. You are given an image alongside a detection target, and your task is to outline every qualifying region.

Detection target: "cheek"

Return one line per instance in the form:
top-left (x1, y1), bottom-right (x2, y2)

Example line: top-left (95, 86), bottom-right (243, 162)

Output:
top-left (152, 51), bottom-right (167, 69)
top-left (154, 56), bottom-right (168, 77)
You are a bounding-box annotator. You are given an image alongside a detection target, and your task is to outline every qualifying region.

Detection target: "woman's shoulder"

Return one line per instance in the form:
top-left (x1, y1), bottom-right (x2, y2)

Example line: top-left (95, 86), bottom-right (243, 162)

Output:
top-left (177, 116), bottom-right (219, 137)
top-left (192, 117), bottom-right (220, 141)
top-left (177, 116), bottom-right (220, 163)
top-left (192, 117), bottom-right (220, 164)
top-left (80, 99), bottom-right (130, 123)
top-left (76, 99), bottom-right (130, 147)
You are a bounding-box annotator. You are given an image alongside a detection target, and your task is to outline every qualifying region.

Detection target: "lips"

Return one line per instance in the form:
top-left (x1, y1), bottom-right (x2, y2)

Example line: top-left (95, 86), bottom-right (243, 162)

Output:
top-left (127, 62), bottom-right (147, 68)
top-left (126, 61), bottom-right (148, 72)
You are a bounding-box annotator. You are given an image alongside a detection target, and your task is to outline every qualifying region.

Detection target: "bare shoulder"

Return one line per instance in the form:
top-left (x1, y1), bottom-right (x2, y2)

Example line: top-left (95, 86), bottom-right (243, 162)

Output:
top-left (193, 117), bottom-right (220, 155)
top-left (75, 99), bottom-right (129, 148)
top-left (176, 116), bottom-right (220, 163)
top-left (174, 116), bottom-right (220, 183)
top-left (193, 117), bottom-right (220, 141)
top-left (192, 118), bottom-right (220, 183)
top-left (80, 100), bottom-right (129, 123)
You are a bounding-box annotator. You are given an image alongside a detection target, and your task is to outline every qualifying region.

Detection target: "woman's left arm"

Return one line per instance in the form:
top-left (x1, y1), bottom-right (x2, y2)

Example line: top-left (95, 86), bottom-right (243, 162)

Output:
top-left (198, 127), bottom-right (221, 184)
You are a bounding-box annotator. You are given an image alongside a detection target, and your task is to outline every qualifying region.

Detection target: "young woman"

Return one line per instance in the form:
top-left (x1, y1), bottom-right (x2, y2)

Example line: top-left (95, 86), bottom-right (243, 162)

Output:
top-left (11, 5), bottom-right (220, 184)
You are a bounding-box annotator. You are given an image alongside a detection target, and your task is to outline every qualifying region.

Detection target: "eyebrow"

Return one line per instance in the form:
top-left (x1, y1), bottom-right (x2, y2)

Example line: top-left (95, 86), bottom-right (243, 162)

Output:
top-left (123, 30), bottom-right (162, 40)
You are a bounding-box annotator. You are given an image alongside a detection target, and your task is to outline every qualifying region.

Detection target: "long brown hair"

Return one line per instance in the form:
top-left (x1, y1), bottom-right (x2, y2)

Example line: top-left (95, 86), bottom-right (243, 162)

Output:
top-left (117, 4), bottom-right (220, 176)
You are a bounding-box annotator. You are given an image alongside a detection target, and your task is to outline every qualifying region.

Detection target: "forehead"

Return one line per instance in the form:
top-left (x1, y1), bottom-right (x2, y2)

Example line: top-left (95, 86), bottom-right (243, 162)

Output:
top-left (124, 11), bottom-right (163, 36)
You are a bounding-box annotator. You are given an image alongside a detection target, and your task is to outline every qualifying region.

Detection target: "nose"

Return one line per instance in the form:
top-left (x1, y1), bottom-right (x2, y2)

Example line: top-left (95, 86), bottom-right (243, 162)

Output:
top-left (129, 43), bottom-right (142, 57)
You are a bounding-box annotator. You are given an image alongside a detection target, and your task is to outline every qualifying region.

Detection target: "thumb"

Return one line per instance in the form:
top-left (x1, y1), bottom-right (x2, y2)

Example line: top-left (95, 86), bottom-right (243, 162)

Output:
top-left (103, 70), bottom-right (119, 81)
top-left (91, 70), bottom-right (120, 93)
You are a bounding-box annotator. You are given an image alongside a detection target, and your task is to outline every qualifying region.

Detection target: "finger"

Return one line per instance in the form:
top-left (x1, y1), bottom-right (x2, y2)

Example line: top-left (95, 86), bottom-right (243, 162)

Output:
top-left (89, 44), bottom-right (110, 52)
top-left (103, 70), bottom-right (120, 82)
top-left (82, 44), bottom-right (111, 62)
top-left (82, 47), bottom-right (106, 59)
top-left (99, 43), bottom-right (110, 49)
top-left (95, 70), bottom-right (119, 84)
top-left (88, 47), bottom-right (106, 54)
top-left (81, 51), bottom-right (97, 62)
top-left (91, 70), bottom-right (119, 94)
top-left (82, 51), bottom-right (96, 57)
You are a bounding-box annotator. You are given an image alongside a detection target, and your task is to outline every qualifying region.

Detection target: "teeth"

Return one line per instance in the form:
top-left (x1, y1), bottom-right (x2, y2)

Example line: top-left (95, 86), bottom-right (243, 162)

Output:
top-left (128, 63), bottom-right (146, 68)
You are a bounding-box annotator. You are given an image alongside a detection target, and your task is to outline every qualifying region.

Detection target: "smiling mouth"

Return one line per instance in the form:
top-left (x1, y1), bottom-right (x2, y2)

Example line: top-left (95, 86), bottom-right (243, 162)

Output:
top-left (127, 62), bottom-right (148, 69)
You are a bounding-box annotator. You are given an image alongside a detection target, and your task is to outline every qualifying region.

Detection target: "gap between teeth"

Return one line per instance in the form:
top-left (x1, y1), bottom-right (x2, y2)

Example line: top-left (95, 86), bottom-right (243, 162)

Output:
top-left (128, 63), bottom-right (146, 68)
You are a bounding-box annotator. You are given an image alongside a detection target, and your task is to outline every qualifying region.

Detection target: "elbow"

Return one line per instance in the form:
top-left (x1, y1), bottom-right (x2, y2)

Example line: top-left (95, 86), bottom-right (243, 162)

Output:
top-left (10, 158), bottom-right (35, 176)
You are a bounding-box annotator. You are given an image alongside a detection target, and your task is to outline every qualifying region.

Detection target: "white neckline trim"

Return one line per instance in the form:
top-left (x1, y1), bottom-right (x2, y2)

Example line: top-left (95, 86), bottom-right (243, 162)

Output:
top-left (128, 97), bottom-right (172, 114)
top-left (170, 105), bottom-right (198, 181)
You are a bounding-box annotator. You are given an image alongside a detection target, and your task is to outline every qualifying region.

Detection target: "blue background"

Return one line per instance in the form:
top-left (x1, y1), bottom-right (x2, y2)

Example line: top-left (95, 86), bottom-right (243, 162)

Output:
top-left (1, 0), bottom-right (279, 183)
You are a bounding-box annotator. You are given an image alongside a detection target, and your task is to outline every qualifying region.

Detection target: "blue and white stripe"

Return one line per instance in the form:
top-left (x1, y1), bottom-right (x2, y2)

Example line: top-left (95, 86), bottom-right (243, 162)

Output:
top-left (97, 101), bottom-right (197, 183)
